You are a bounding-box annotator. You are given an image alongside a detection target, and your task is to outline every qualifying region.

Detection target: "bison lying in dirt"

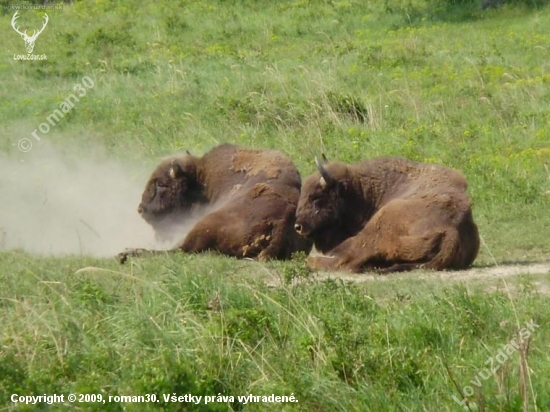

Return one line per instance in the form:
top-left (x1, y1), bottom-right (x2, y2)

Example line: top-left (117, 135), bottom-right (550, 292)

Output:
top-left (118, 144), bottom-right (312, 263)
top-left (294, 156), bottom-right (480, 273)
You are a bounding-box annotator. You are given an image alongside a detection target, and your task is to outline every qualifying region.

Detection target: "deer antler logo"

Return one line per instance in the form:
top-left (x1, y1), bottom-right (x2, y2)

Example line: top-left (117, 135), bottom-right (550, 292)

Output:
top-left (11, 11), bottom-right (49, 54)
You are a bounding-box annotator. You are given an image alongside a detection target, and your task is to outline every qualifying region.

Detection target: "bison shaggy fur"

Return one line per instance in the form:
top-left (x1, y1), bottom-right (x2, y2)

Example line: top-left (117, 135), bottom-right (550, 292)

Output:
top-left (294, 156), bottom-right (480, 273)
top-left (119, 144), bottom-right (312, 263)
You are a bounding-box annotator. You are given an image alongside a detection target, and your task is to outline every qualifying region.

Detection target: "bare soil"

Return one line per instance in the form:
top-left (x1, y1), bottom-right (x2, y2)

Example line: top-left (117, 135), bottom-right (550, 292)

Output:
top-left (310, 261), bottom-right (550, 283)
top-left (264, 261), bottom-right (550, 293)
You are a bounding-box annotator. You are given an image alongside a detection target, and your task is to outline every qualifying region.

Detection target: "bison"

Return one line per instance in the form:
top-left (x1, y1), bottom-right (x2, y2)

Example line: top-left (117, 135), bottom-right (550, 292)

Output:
top-left (118, 144), bottom-right (312, 263)
top-left (294, 156), bottom-right (480, 273)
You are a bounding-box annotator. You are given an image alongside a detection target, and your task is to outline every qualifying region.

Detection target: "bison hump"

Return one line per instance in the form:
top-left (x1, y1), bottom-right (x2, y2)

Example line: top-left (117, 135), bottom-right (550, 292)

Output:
top-left (231, 149), bottom-right (290, 179)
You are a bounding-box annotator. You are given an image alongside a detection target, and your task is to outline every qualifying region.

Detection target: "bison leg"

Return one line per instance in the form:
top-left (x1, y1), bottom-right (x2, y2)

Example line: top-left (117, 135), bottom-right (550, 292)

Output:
top-left (180, 204), bottom-right (298, 260)
top-left (178, 211), bottom-right (272, 258)
top-left (376, 229), bottom-right (464, 272)
top-left (306, 246), bottom-right (378, 273)
top-left (332, 230), bottom-right (445, 273)
top-left (178, 212), bottom-right (246, 256)
top-left (117, 248), bottom-right (179, 264)
top-left (308, 228), bottom-right (451, 273)
top-left (307, 254), bottom-right (422, 274)
top-left (309, 201), bottom-right (449, 273)
top-left (376, 262), bottom-right (427, 275)
top-left (257, 205), bottom-right (304, 260)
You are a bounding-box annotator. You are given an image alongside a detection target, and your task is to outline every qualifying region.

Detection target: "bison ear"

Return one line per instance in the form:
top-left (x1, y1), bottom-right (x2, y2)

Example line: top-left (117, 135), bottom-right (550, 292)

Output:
top-left (169, 160), bottom-right (183, 179)
top-left (319, 176), bottom-right (329, 189)
top-left (337, 179), bottom-right (350, 196)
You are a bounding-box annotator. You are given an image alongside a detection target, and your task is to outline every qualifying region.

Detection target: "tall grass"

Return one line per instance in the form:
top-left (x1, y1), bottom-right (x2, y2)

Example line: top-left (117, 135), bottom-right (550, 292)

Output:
top-left (0, 252), bottom-right (549, 410)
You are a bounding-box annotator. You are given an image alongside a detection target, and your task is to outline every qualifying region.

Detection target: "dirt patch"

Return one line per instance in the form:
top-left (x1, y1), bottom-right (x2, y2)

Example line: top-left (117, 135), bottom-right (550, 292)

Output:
top-left (264, 261), bottom-right (550, 290)
top-left (309, 262), bottom-right (550, 283)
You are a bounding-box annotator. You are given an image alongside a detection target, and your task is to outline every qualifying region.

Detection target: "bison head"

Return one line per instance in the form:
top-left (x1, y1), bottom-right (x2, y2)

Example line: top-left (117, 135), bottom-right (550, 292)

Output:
top-left (138, 154), bottom-right (206, 241)
top-left (294, 157), bottom-right (363, 253)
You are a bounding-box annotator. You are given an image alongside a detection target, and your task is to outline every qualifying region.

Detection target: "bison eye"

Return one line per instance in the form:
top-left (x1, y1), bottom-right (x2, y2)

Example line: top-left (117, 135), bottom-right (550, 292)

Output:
top-left (155, 181), bottom-right (169, 189)
top-left (312, 198), bottom-right (323, 210)
top-left (309, 192), bottom-right (322, 202)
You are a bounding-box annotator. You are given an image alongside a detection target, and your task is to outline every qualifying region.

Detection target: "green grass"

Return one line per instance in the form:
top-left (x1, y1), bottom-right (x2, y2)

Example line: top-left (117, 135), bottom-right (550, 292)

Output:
top-left (1, 0), bottom-right (550, 410)
top-left (1, 252), bottom-right (549, 411)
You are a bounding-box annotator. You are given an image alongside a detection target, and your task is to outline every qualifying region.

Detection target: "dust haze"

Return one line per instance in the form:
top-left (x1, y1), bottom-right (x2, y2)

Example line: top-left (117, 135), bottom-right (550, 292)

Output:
top-left (0, 144), bottom-right (170, 257)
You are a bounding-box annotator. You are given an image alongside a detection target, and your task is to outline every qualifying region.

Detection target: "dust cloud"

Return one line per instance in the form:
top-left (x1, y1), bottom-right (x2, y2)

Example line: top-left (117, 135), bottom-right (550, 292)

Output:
top-left (0, 144), bottom-right (165, 257)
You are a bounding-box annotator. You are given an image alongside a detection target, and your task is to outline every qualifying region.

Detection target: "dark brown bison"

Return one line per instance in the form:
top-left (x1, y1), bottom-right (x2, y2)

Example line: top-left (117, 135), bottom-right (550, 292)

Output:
top-left (118, 144), bottom-right (312, 263)
top-left (294, 156), bottom-right (480, 273)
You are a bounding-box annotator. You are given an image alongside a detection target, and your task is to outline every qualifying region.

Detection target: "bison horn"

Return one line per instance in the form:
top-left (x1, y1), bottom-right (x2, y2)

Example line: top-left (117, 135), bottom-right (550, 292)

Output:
top-left (169, 160), bottom-right (183, 179)
top-left (315, 156), bottom-right (334, 187)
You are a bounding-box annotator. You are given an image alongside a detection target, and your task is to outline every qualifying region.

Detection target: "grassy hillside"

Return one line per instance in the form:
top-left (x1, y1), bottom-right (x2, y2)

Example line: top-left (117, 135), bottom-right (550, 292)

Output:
top-left (1, 0), bottom-right (549, 410)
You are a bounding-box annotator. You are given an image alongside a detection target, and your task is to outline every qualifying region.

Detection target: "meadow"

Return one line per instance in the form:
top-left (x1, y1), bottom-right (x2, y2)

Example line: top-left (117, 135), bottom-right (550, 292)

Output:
top-left (1, 0), bottom-right (549, 410)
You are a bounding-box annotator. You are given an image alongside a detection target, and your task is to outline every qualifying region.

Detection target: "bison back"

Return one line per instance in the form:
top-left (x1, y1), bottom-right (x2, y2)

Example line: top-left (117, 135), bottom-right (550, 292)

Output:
top-left (199, 144), bottom-right (302, 202)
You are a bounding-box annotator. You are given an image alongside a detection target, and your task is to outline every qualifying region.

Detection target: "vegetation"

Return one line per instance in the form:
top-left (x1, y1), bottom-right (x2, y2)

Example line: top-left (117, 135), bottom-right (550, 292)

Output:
top-left (1, 0), bottom-right (549, 410)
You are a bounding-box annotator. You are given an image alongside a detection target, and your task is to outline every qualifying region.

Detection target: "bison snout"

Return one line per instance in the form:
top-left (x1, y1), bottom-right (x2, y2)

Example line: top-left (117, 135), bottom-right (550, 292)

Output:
top-left (137, 204), bottom-right (146, 214)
